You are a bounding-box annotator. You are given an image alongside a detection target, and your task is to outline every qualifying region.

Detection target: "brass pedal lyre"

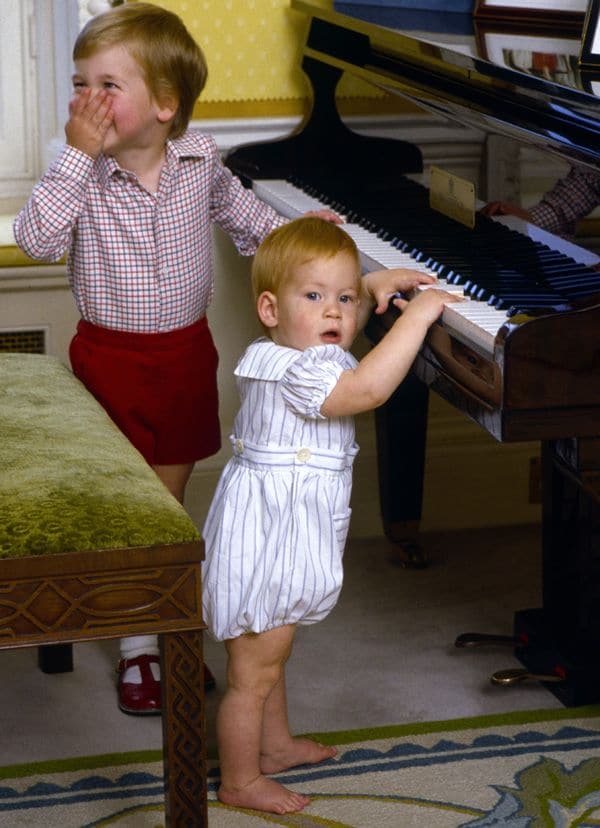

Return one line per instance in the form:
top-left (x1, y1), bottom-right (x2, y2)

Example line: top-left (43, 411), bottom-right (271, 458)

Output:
top-left (491, 668), bottom-right (565, 686)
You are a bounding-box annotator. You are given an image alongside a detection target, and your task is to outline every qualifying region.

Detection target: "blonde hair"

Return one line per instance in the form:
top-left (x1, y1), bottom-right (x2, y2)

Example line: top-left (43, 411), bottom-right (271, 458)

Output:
top-left (73, 2), bottom-right (207, 139)
top-left (251, 217), bottom-right (362, 304)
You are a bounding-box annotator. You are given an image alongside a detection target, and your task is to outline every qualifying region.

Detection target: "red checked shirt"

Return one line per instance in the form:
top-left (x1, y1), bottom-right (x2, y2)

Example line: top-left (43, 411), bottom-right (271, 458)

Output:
top-left (14, 130), bottom-right (285, 332)
top-left (529, 166), bottom-right (600, 240)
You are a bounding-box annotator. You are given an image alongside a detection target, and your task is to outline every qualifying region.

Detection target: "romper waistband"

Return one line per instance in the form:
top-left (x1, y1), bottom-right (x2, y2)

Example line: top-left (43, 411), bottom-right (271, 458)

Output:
top-left (75, 317), bottom-right (207, 352)
top-left (230, 436), bottom-right (357, 471)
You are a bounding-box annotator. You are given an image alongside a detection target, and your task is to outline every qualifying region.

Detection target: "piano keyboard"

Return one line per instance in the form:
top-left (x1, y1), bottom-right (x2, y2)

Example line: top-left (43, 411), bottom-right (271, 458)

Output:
top-left (254, 178), bottom-right (600, 358)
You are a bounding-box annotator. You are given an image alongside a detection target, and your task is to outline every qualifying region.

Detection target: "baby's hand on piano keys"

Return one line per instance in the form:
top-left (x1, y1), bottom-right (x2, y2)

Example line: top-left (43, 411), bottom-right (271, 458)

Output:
top-left (365, 268), bottom-right (437, 315)
top-left (396, 287), bottom-right (464, 326)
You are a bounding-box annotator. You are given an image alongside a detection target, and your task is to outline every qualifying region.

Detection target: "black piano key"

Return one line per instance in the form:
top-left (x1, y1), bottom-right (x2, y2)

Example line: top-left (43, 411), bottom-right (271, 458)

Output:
top-left (493, 292), bottom-right (566, 309)
top-left (288, 173), bottom-right (600, 312)
top-left (565, 285), bottom-right (600, 298)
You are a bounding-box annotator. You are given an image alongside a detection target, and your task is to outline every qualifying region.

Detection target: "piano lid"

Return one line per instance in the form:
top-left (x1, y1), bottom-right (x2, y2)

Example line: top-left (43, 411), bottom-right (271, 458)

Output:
top-left (292, 0), bottom-right (600, 172)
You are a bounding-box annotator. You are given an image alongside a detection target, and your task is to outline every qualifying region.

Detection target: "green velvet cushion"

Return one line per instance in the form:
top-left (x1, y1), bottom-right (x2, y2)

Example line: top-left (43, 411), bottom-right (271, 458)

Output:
top-left (0, 353), bottom-right (200, 558)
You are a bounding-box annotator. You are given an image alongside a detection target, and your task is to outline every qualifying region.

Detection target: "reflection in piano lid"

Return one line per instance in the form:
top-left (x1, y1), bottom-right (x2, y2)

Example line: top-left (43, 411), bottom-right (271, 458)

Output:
top-left (297, 0), bottom-right (600, 168)
top-left (335, 8), bottom-right (600, 98)
top-left (580, 70), bottom-right (600, 94)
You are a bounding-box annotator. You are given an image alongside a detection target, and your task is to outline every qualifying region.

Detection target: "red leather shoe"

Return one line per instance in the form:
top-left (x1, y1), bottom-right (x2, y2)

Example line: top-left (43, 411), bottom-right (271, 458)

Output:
top-left (117, 656), bottom-right (216, 714)
top-left (117, 654), bottom-right (161, 715)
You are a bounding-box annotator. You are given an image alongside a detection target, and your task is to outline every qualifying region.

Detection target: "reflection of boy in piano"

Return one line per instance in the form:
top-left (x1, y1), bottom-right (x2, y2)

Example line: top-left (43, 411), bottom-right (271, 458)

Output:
top-left (202, 217), bottom-right (462, 815)
top-left (481, 166), bottom-right (600, 251)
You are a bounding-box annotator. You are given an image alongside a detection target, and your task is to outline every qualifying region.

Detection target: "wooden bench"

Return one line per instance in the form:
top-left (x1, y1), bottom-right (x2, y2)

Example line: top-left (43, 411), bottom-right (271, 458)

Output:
top-left (0, 353), bottom-right (207, 826)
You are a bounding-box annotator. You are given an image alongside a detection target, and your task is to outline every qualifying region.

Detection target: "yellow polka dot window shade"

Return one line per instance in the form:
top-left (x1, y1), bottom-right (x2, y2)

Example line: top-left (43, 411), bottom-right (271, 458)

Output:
top-left (154, 0), bottom-right (393, 117)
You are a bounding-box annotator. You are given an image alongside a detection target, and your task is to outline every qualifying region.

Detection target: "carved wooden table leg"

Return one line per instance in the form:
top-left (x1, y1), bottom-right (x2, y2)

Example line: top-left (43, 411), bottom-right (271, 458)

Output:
top-left (160, 629), bottom-right (207, 827)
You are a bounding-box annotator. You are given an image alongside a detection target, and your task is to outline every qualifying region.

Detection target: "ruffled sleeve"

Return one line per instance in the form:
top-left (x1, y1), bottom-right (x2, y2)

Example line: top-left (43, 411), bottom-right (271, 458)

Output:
top-left (280, 345), bottom-right (357, 419)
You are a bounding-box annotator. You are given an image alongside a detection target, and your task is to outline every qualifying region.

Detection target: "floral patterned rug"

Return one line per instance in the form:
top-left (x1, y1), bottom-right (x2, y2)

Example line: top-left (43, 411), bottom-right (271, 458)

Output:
top-left (1, 706), bottom-right (599, 827)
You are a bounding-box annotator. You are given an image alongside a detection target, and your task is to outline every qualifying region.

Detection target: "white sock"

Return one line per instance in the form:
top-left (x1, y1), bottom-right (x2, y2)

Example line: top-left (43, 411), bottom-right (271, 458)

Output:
top-left (119, 635), bottom-right (160, 684)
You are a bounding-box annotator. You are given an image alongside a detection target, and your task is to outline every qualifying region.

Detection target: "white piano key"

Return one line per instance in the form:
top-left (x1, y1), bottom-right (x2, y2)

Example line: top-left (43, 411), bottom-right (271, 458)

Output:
top-left (412, 284), bottom-right (502, 353)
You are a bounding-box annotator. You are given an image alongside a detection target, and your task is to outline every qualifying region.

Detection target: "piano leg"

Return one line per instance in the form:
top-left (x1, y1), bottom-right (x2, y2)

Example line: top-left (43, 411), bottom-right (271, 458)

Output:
top-left (374, 373), bottom-right (429, 568)
top-left (512, 437), bottom-right (600, 706)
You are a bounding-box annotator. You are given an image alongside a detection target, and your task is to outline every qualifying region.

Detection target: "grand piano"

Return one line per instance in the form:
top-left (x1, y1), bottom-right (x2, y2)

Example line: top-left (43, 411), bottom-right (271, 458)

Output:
top-left (225, 0), bottom-right (600, 706)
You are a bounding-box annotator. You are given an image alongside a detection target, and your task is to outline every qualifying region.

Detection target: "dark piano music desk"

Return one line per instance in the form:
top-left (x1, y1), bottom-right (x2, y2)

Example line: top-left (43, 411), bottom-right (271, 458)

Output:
top-left (225, 1), bottom-right (600, 706)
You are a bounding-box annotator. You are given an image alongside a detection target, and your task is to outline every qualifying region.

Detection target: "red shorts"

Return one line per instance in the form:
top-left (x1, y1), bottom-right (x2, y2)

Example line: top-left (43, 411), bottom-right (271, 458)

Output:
top-left (69, 318), bottom-right (221, 466)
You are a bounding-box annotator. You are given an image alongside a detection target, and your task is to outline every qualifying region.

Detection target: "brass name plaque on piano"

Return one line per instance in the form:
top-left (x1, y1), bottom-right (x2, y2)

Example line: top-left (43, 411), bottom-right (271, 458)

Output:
top-left (429, 166), bottom-right (475, 229)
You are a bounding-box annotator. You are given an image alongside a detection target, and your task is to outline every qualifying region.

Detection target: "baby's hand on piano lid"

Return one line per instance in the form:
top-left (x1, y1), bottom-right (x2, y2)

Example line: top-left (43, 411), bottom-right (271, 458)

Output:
top-left (302, 209), bottom-right (344, 224)
top-left (365, 268), bottom-right (437, 315)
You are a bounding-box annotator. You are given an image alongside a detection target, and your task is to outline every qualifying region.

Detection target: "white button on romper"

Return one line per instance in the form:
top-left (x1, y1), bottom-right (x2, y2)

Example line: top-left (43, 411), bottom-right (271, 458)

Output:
top-left (202, 338), bottom-right (359, 641)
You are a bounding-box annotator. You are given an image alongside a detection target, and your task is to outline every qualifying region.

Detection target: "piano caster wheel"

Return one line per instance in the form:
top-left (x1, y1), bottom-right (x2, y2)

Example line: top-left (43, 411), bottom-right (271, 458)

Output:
top-left (455, 632), bottom-right (518, 648)
top-left (490, 668), bottom-right (565, 686)
top-left (389, 540), bottom-right (428, 569)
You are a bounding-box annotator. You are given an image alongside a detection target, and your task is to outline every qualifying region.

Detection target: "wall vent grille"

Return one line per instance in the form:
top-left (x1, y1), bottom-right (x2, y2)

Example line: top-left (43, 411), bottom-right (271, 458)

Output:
top-left (0, 328), bottom-right (46, 354)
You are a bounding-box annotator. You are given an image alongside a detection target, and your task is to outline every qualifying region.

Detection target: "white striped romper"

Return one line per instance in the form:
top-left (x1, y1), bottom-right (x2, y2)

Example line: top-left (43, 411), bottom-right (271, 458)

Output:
top-left (202, 337), bottom-right (359, 641)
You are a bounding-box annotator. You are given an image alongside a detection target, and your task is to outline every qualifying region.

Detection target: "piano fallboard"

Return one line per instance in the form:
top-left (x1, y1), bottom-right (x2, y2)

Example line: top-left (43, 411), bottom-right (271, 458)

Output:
top-left (291, 0), bottom-right (600, 171)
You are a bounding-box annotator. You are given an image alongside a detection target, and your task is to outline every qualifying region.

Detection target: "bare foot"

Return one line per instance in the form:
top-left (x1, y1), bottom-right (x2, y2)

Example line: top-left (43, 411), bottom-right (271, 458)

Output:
top-left (218, 773), bottom-right (310, 814)
top-left (260, 737), bottom-right (338, 774)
